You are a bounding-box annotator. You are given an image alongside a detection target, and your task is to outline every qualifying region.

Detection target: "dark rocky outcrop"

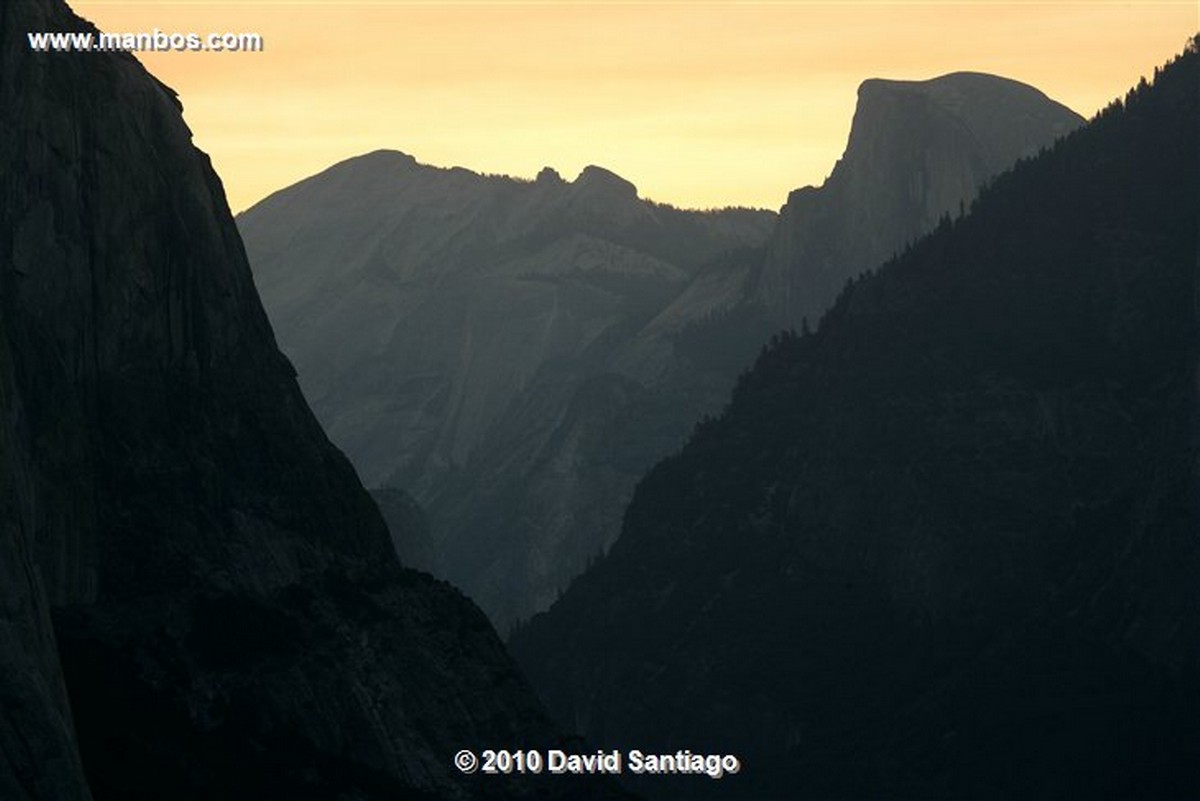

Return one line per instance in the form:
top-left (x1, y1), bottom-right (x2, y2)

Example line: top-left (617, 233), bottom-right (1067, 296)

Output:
top-left (0, 333), bottom-right (92, 801)
top-left (753, 71), bottom-right (1083, 329)
top-left (0, 1), bottom-right (626, 798)
top-left (511, 44), bottom-right (1199, 799)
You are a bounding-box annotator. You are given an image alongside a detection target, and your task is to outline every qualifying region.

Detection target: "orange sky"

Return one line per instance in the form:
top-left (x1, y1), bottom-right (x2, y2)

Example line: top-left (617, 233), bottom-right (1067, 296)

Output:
top-left (71, 1), bottom-right (1197, 213)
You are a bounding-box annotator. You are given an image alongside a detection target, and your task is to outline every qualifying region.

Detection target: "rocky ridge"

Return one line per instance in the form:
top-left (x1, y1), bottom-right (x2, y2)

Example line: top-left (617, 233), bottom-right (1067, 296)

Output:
top-left (240, 153), bottom-right (775, 629)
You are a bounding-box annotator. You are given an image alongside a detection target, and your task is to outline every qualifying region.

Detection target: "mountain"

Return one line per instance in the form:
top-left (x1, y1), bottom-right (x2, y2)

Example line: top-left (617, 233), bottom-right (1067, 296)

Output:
top-left (753, 71), bottom-right (1083, 329)
top-left (241, 151), bottom-right (774, 497)
top-left (239, 153), bottom-right (776, 629)
top-left (510, 42), bottom-right (1200, 800)
top-left (0, 1), bottom-right (628, 798)
top-left (240, 73), bottom-right (1079, 633)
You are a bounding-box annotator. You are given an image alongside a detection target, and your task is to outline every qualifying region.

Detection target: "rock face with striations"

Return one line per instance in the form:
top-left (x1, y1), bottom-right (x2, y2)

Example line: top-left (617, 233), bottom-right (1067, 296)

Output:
top-left (753, 71), bottom-right (1083, 329)
top-left (511, 46), bottom-right (1199, 800)
top-left (0, 339), bottom-right (92, 801)
top-left (0, 1), bottom-right (626, 798)
top-left (239, 73), bottom-right (1081, 632)
top-left (239, 152), bottom-right (775, 629)
top-left (241, 152), bottom-right (773, 495)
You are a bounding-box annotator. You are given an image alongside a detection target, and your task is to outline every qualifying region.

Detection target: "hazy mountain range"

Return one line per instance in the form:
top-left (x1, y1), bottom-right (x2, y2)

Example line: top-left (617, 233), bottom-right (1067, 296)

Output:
top-left (241, 71), bottom-right (1082, 631)
top-left (512, 43), bottom-right (1200, 799)
top-left (239, 155), bottom-right (777, 628)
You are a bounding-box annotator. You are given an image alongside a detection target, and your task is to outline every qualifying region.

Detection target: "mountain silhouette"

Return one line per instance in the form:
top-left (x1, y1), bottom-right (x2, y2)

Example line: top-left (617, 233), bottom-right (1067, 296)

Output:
top-left (511, 41), bottom-right (1199, 800)
top-left (239, 153), bottom-right (775, 629)
top-left (240, 72), bottom-right (1078, 633)
top-left (0, 1), bottom-right (628, 798)
top-left (753, 71), bottom-right (1083, 329)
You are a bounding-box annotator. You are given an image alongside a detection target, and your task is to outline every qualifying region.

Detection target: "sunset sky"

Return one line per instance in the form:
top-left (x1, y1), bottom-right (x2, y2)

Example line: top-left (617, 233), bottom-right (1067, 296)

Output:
top-left (72, 1), bottom-right (1197, 213)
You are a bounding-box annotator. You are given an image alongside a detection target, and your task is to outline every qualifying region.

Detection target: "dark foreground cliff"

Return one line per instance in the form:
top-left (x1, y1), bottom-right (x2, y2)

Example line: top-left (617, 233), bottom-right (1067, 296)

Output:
top-left (512, 42), bottom-right (1200, 800)
top-left (0, 1), bottom-right (626, 798)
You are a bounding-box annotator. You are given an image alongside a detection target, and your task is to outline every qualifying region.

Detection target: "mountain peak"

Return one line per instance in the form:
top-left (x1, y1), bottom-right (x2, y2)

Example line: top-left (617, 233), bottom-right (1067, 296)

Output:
top-left (574, 164), bottom-right (638, 199)
top-left (752, 70), bottom-right (1084, 328)
top-left (852, 72), bottom-right (1082, 155)
top-left (536, 165), bottom-right (565, 184)
top-left (352, 148), bottom-right (419, 168)
top-left (857, 72), bottom-right (1075, 121)
top-left (859, 70), bottom-right (1039, 95)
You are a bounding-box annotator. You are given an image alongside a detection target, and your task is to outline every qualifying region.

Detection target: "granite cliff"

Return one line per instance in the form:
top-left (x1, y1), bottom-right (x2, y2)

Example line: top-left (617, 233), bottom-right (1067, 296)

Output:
top-left (753, 71), bottom-right (1083, 329)
top-left (0, 1), bottom-right (623, 797)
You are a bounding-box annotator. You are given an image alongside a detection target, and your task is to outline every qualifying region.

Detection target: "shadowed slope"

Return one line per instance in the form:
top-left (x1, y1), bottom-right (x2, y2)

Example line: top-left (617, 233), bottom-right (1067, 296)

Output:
top-left (512, 43), bottom-right (1199, 800)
